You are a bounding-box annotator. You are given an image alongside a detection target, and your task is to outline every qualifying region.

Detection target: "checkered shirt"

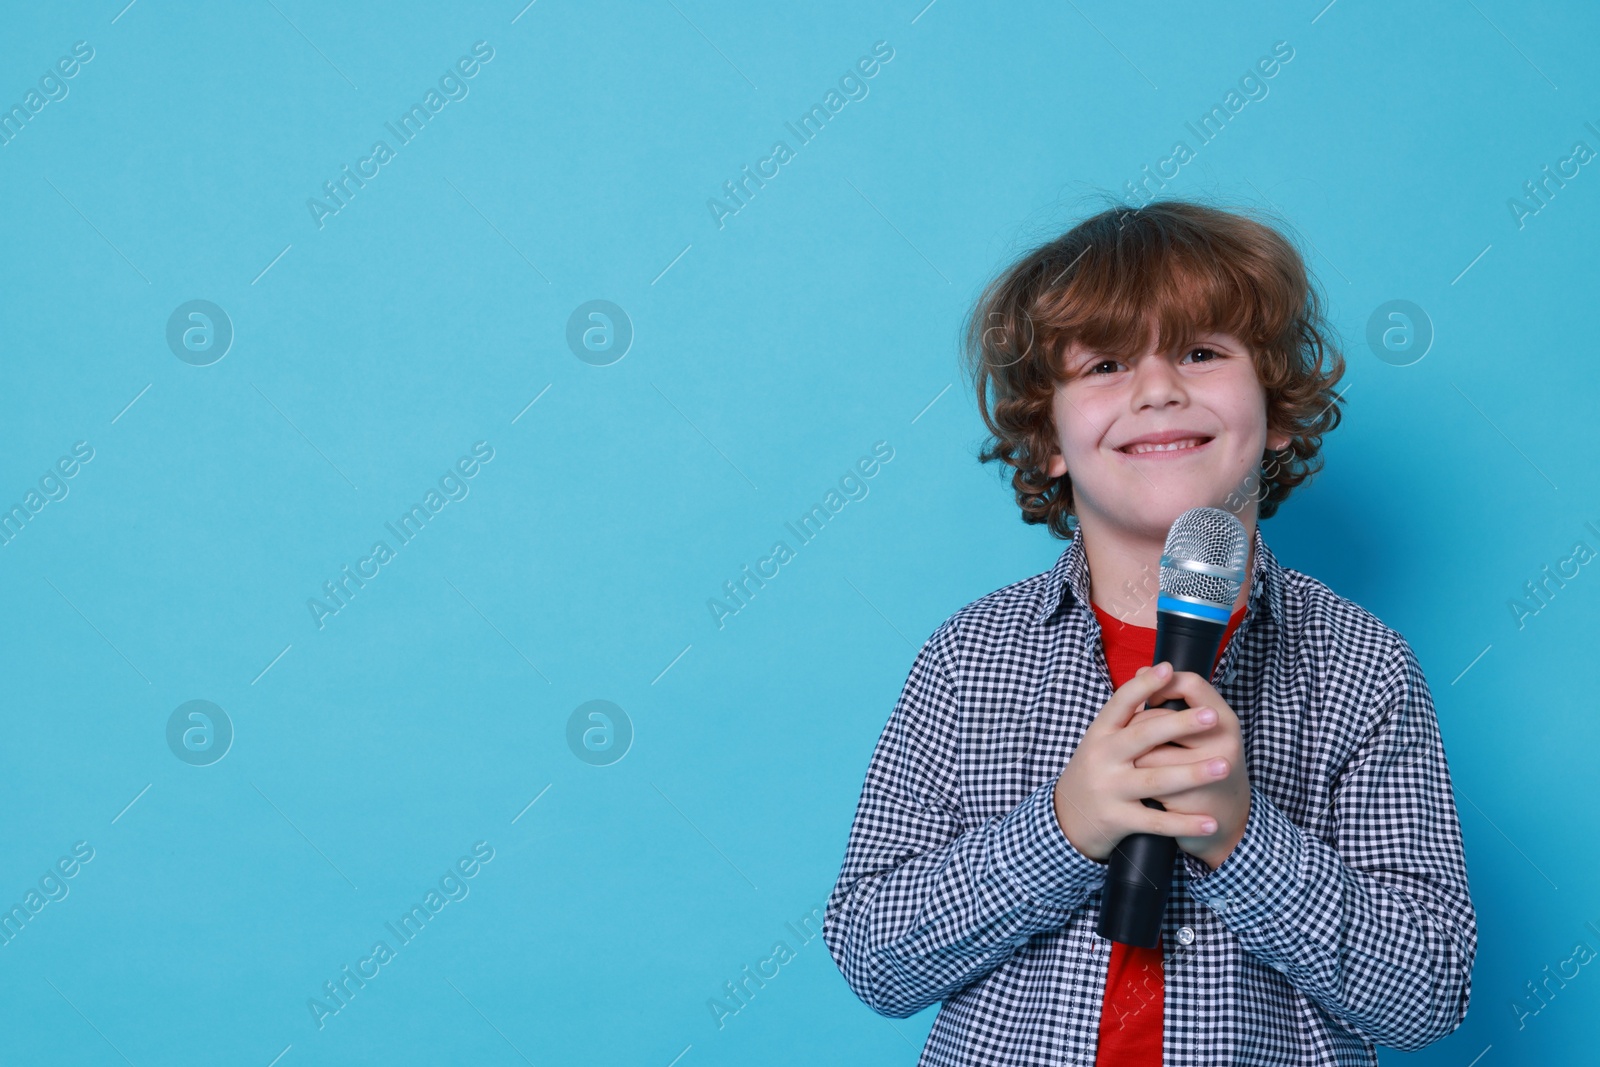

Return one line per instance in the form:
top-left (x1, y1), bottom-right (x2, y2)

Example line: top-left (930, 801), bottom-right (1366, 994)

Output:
top-left (823, 523), bottom-right (1477, 1065)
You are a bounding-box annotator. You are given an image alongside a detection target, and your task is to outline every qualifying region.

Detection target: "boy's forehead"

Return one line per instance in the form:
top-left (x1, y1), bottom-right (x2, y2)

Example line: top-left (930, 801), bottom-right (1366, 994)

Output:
top-left (1063, 327), bottom-right (1250, 358)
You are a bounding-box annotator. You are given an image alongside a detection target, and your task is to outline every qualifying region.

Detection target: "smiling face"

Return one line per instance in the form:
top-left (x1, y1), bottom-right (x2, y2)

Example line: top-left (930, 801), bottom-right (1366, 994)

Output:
top-left (1044, 321), bottom-right (1291, 546)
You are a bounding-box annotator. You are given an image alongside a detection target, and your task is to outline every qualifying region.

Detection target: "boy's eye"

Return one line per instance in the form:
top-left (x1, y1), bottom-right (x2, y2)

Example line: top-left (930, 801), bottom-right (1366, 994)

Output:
top-left (1079, 346), bottom-right (1224, 376)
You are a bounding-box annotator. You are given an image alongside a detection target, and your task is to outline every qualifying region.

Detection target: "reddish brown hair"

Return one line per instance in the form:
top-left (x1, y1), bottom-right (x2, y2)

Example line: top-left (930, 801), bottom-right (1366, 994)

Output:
top-left (960, 197), bottom-right (1346, 539)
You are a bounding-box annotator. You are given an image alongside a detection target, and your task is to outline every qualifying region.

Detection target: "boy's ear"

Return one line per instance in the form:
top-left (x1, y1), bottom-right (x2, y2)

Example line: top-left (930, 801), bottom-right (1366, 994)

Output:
top-left (1046, 453), bottom-right (1067, 478)
top-left (1266, 431), bottom-right (1291, 452)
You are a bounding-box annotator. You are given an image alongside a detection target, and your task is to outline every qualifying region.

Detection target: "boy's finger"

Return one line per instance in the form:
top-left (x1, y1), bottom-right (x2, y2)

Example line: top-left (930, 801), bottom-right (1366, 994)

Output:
top-left (1094, 662), bottom-right (1176, 732)
top-left (1130, 731), bottom-right (1216, 766)
top-left (1118, 704), bottom-right (1217, 761)
top-left (1126, 707), bottom-right (1189, 746)
top-left (1149, 668), bottom-right (1224, 709)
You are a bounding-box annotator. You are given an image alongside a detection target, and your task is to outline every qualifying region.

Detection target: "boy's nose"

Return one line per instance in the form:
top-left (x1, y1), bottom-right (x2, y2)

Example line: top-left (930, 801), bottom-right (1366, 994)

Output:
top-left (1130, 354), bottom-right (1186, 408)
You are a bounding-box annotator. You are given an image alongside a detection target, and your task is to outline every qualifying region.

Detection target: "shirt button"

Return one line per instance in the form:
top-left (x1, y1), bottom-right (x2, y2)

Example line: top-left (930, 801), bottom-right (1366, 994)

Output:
top-left (1176, 926), bottom-right (1195, 945)
top-left (1209, 895), bottom-right (1228, 912)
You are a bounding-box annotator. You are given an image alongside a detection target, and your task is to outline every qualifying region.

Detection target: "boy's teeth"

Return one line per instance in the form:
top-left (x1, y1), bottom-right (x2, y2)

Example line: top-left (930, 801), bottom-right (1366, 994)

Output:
top-left (1127, 438), bottom-right (1205, 454)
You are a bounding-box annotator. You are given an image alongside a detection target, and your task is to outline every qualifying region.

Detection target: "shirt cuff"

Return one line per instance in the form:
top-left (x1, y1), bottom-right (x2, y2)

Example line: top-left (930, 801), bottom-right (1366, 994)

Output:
top-left (992, 776), bottom-right (1108, 908)
top-left (1181, 783), bottom-right (1302, 927)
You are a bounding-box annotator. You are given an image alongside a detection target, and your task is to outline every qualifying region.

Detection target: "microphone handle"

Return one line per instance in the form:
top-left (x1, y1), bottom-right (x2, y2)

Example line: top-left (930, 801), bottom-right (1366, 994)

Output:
top-left (1097, 611), bottom-right (1227, 948)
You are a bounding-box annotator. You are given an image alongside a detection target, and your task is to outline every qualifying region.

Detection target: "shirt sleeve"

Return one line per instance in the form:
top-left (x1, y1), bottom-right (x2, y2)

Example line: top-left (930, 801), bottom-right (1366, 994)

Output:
top-left (1179, 631), bottom-right (1478, 1051)
top-left (822, 619), bottom-right (1109, 1018)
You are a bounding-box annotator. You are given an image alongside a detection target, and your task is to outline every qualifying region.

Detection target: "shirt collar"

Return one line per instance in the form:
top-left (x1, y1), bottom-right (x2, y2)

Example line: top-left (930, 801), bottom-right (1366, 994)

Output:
top-left (1035, 520), bottom-right (1284, 627)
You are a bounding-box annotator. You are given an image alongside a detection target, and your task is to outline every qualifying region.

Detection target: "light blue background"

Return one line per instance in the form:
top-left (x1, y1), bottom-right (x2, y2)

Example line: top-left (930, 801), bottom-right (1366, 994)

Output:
top-left (0, 0), bottom-right (1592, 1063)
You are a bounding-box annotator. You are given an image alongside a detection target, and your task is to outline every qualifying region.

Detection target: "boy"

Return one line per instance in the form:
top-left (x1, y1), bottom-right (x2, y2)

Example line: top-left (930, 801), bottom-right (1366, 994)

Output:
top-left (822, 200), bottom-right (1476, 1065)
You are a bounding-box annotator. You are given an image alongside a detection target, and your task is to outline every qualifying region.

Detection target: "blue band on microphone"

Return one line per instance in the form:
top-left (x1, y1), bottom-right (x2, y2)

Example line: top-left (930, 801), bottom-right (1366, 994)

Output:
top-left (1157, 593), bottom-right (1231, 623)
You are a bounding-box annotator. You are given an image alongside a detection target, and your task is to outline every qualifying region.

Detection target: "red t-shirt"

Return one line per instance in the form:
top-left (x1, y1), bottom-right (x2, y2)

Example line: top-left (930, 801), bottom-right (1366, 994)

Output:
top-left (1089, 598), bottom-right (1247, 1066)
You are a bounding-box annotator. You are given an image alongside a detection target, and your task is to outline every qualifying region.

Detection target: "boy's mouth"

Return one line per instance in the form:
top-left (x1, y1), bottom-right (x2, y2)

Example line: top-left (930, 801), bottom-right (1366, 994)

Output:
top-left (1116, 435), bottom-right (1214, 457)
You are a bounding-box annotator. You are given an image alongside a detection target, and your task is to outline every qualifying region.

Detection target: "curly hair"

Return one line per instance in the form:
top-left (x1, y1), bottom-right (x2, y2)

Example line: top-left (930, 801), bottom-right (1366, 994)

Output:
top-left (959, 196), bottom-right (1346, 540)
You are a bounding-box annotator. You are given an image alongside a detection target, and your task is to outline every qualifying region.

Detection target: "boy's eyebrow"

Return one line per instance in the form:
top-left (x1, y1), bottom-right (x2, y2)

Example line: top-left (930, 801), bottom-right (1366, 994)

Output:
top-left (1185, 331), bottom-right (1248, 351)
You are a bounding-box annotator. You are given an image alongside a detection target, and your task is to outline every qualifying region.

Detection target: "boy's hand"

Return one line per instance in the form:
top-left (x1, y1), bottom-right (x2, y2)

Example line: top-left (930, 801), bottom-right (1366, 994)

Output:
top-left (1052, 662), bottom-right (1231, 864)
top-left (1127, 667), bottom-right (1252, 870)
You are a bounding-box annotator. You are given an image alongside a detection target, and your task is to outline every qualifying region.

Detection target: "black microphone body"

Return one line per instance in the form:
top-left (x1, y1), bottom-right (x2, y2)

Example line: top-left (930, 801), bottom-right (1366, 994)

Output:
top-left (1096, 610), bottom-right (1230, 947)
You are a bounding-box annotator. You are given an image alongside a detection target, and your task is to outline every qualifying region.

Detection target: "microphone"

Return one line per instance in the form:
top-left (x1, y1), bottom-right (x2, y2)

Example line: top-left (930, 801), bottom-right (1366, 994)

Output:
top-left (1097, 506), bottom-right (1249, 948)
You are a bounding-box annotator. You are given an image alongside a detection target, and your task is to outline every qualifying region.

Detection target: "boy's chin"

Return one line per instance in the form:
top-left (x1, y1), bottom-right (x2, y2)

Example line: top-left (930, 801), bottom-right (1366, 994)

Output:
top-left (1121, 492), bottom-right (1243, 537)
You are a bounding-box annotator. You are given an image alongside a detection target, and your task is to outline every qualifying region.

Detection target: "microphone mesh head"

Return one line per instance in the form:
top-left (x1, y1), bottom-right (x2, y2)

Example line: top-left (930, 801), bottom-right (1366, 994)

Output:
top-left (1159, 507), bottom-right (1249, 608)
